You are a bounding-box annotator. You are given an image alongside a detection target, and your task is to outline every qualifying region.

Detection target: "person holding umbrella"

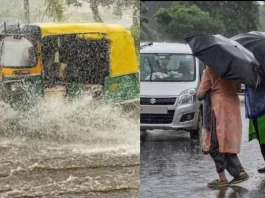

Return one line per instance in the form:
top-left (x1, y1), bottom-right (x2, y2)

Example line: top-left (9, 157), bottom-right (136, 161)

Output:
top-left (197, 66), bottom-right (248, 187)
top-left (185, 34), bottom-right (262, 187)
top-left (232, 31), bottom-right (265, 173)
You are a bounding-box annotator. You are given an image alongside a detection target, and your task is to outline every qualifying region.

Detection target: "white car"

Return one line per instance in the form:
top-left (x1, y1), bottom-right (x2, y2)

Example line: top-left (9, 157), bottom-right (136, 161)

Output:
top-left (140, 42), bottom-right (205, 140)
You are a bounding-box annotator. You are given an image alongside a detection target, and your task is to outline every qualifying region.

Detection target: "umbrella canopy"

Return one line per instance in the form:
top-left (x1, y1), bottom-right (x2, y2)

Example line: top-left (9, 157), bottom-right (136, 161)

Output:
top-left (185, 34), bottom-right (261, 87)
top-left (231, 31), bottom-right (265, 81)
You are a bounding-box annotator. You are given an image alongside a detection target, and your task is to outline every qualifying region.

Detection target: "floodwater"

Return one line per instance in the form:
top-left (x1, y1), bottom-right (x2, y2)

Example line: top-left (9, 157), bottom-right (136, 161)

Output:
top-left (141, 105), bottom-right (265, 198)
top-left (0, 98), bottom-right (140, 198)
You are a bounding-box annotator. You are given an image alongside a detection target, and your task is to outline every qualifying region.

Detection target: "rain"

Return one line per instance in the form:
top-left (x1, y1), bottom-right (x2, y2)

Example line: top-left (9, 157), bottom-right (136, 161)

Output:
top-left (140, 1), bottom-right (265, 198)
top-left (0, 0), bottom-right (140, 197)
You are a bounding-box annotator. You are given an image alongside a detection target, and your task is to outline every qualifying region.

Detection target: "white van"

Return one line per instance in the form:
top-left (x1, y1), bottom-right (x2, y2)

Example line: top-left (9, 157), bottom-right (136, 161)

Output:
top-left (140, 42), bottom-right (206, 139)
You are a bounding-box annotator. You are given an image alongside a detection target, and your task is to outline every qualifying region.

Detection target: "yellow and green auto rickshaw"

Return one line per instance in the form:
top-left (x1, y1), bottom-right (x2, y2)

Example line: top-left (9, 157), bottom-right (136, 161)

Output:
top-left (0, 23), bottom-right (139, 110)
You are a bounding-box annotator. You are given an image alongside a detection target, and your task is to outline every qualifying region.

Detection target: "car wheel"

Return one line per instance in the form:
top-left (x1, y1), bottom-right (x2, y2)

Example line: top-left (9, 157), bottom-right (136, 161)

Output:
top-left (190, 110), bottom-right (203, 144)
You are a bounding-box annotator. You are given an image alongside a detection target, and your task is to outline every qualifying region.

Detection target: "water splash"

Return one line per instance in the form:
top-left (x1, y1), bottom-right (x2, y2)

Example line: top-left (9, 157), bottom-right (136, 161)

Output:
top-left (0, 97), bottom-right (139, 153)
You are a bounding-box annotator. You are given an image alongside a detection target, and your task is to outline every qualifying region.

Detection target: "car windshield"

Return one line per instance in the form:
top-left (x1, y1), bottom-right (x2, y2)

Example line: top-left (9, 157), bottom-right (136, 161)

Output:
top-left (140, 53), bottom-right (195, 82)
top-left (0, 36), bottom-right (37, 67)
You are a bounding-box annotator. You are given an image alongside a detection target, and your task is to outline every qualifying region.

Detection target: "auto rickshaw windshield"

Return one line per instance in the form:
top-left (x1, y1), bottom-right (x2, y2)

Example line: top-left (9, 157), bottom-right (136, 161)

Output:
top-left (0, 36), bottom-right (38, 67)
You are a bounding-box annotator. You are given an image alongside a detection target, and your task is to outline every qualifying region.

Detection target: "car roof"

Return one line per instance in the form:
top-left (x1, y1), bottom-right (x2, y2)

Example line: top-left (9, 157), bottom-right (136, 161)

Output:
top-left (140, 42), bottom-right (192, 54)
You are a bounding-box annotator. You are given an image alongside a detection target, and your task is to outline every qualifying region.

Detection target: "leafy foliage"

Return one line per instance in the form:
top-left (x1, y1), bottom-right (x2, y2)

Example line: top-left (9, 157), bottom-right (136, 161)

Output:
top-left (140, 1), bottom-right (167, 41)
top-left (140, 1), bottom-right (148, 24)
top-left (260, 5), bottom-right (265, 31)
top-left (141, 1), bottom-right (261, 42)
top-left (155, 3), bottom-right (225, 40)
top-left (44, 0), bottom-right (65, 22)
top-left (44, 0), bottom-right (139, 26)
top-left (186, 1), bottom-right (260, 37)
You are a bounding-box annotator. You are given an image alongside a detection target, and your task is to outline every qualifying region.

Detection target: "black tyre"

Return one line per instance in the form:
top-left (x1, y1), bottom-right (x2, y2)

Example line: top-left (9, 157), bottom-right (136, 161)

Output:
top-left (190, 110), bottom-right (203, 144)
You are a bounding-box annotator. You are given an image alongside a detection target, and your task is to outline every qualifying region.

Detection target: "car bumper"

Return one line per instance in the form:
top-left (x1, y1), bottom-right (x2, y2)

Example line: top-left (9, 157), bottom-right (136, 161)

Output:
top-left (140, 101), bottom-right (200, 131)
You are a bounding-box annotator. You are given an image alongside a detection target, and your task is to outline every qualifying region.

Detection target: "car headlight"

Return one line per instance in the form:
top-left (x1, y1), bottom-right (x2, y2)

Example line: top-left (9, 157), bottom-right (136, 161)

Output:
top-left (177, 89), bottom-right (196, 105)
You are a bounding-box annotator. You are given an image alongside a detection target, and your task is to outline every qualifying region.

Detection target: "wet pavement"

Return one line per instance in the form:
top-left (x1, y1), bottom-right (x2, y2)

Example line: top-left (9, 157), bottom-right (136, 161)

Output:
top-left (0, 141), bottom-right (139, 198)
top-left (140, 106), bottom-right (265, 198)
top-left (0, 99), bottom-right (140, 198)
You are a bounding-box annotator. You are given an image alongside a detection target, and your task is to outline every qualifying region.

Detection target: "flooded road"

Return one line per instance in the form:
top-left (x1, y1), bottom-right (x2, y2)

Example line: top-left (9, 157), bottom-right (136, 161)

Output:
top-left (140, 105), bottom-right (265, 198)
top-left (0, 99), bottom-right (140, 198)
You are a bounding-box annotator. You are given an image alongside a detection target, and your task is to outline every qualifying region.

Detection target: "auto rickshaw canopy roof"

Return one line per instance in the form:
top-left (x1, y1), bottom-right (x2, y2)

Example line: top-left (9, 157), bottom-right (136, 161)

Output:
top-left (33, 23), bottom-right (138, 77)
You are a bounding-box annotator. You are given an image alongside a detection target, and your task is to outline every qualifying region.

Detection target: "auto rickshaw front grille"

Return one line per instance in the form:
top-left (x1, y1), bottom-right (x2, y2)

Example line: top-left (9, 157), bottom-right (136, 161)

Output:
top-left (140, 110), bottom-right (175, 124)
top-left (140, 97), bottom-right (177, 105)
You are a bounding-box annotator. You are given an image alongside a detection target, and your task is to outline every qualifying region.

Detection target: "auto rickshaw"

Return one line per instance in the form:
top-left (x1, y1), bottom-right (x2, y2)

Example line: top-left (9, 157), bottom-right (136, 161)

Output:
top-left (0, 23), bottom-right (139, 110)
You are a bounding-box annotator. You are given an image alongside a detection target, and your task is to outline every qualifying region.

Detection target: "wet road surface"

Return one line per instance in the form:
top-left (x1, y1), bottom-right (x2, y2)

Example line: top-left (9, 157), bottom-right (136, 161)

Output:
top-left (0, 141), bottom-right (139, 198)
top-left (0, 99), bottom-right (140, 198)
top-left (140, 106), bottom-right (265, 198)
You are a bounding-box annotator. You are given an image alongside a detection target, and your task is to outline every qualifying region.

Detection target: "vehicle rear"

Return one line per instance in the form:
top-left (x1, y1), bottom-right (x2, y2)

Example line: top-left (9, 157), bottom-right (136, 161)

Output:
top-left (0, 25), bottom-right (43, 110)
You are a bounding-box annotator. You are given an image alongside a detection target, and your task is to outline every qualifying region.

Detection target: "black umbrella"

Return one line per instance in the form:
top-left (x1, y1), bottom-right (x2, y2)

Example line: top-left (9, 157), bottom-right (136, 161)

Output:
top-left (185, 34), bottom-right (261, 87)
top-left (231, 31), bottom-right (265, 81)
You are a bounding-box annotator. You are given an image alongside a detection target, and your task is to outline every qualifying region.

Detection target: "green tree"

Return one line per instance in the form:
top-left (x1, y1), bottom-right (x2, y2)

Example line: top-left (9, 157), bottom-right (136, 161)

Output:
top-left (140, 1), bottom-right (148, 24)
top-left (260, 4), bottom-right (265, 31)
top-left (44, 0), bottom-right (65, 22)
top-left (186, 1), bottom-right (260, 37)
top-left (140, 1), bottom-right (164, 41)
top-left (155, 3), bottom-right (225, 40)
top-left (140, 1), bottom-right (174, 41)
top-left (44, 0), bottom-right (139, 26)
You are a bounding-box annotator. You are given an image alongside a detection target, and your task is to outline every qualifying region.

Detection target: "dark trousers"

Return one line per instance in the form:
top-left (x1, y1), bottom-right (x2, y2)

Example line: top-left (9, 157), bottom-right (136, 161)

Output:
top-left (253, 119), bottom-right (265, 161)
top-left (210, 113), bottom-right (245, 178)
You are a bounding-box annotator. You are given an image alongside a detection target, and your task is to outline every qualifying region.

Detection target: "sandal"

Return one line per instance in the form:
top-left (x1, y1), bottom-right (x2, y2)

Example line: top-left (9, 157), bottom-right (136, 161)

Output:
top-left (229, 173), bottom-right (249, 185)
top-left (207, 179), bottom-right (229, 188)
top-left (258, 167), bottom-right (265, 173)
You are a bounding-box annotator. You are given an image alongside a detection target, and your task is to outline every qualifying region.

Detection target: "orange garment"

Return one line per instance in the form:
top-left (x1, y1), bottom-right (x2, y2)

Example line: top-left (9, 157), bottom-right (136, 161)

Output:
top-left (198, 67), bottom-right (242, 154)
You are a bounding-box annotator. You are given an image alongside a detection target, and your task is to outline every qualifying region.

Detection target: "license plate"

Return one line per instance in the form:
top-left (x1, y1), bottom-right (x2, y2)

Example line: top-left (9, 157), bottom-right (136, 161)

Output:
top-left (140, 106), bottom-right (168, 114)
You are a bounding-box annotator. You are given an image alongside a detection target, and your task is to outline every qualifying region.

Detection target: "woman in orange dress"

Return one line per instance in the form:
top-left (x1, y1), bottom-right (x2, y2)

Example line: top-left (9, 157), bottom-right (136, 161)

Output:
top-left (198, 67), bottom-right (249, 187)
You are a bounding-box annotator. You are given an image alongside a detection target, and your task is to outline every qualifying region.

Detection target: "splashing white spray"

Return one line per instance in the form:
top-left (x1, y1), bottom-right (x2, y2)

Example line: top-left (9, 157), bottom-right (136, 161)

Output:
top-left (0, 97), bottom-right (140, 154)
